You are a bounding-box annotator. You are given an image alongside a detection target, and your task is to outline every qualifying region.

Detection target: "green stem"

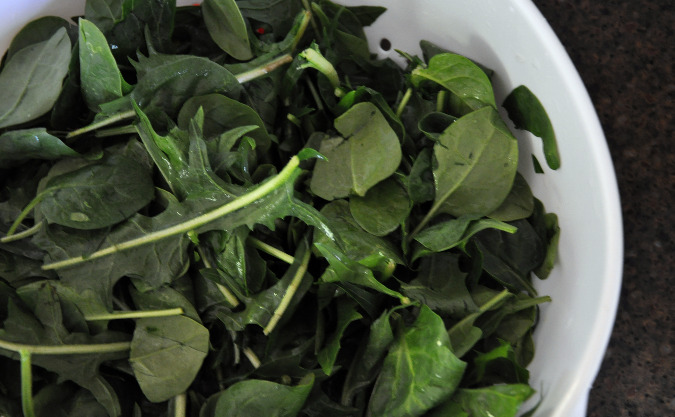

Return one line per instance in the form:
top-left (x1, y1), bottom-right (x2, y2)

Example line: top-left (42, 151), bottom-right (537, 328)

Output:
top-left (67, 110), bottom-right (136, 139)
top-left (235, 54), bottom-right (293, 84)
top-left (197, 247), bottom-right (240, 308)
top-left (263, 248), bottom-right (311, 335)
top-left (396, 88), bottom-right (413, 118)
top-left (302, 0), bottom-right (321, 41)
top-left (1, 221), bottom-right (42, 243)
top-left (95, 124), bottom-right (137, 138)
top-left (42, 155), bottom-right (301, 271)
top-left (0, 339), bottom-right (131, 355)
top-left (173, 393), bottom-right (187, 417)
top-left (291, 10), bottom-right (312, 52)
top-left (299, 47), bottom-right (340, 91)
top-left (247, 236), bottom-right (294, 264)
top-left (20, 350), bottom-right (35, 417)
top-left (5, 191), bottom-right (48, 237)
top-left (436, 90), bottom-right (446, 113)
top-left (407, 199), bottom-right (445, 243)
top-left (85, 308), bottom-right (184, 321)
top-left (242, 347), bottom-right (261, 369)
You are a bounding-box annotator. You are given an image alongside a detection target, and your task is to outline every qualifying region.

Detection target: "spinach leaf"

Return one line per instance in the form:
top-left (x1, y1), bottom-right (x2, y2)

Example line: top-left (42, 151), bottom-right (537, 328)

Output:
top-left (430, 106), bottom-right (519, 218)
top-left (488, 172), bottom-right (535, 221)
top-left (35, 153), bottom-right (154, 230)
top-left (129, 315), bottom-right (209, 402)
top-left (310, 102), bottom-right (402, 199)
top-left (503, 85), bottom-right (560, 170)
top-left (78, 18), bottom-right (128, 111)
top-left (0, 28), bottom-right (71, 129)
top-left (349, 178), bottom-right (411, 237)
top-left (368, 306), bottom-right (467, 417)
top-left (200, 374), bottom-right (314, 417)
top-left (5, 16), bottom-right (74, 62)
top-left (411, 53), bottom-right (496, 113)
top-left (202, 0), bottom-right (253, 60)
top-left (0, 128), bottom-right (78, 168)
top-left (400, 253), bottom-right (478, 318)
top-left (447, 384), bottom-right (535, 417)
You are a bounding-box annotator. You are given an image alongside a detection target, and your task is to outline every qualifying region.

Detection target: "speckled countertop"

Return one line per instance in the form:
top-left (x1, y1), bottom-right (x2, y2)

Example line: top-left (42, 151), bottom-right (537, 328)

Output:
top-left (531, 1), bottom-right (674, 415)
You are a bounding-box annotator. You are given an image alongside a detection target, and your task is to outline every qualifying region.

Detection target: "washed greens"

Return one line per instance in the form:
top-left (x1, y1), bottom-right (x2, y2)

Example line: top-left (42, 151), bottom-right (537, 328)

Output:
top-left (0, 1), bottom-right (560, 416)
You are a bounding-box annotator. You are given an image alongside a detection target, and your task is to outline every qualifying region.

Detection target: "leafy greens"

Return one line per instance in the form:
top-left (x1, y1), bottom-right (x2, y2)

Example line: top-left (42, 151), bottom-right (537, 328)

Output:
top-left (0, 1), bottom-right (560, 416)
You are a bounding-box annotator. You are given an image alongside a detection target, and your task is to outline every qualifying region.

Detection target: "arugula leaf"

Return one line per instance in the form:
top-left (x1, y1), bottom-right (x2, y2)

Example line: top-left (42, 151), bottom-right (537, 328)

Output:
top-left (317, 298), bottom-right (362, 375)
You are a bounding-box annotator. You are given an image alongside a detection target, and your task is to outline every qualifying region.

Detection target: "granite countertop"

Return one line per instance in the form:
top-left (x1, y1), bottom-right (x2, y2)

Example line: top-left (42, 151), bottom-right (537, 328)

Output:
top-left (532, 1), bottom-right (674, 415)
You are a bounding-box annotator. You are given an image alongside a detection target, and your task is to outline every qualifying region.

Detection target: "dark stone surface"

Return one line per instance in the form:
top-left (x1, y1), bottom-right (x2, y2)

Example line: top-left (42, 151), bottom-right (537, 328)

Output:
top-left (531, 1), bottom-right (674, 416)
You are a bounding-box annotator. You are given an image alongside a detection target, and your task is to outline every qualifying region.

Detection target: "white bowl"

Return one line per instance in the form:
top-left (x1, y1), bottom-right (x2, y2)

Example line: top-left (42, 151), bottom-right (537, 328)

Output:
top-left (0, 1), bottom-right (623, 416)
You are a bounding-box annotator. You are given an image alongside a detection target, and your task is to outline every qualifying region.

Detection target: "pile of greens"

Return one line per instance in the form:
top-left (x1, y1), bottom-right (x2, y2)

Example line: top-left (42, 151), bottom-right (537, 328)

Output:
top-left (0, 0), bottom-right (561, 416)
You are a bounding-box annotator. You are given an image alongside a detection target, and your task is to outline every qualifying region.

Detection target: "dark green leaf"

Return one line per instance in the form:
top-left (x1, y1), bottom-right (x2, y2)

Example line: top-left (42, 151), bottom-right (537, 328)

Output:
top-left (0, 28), bottom-right (71, 128)
top-left (503, 85), bottom-right (560, 170)
top-left (368, 306), bottom-right (467, 417)
top-left (317, 298), bottom-right (362, 375)
top-left (129, 315), bottom-right (209, 402)
top-left (349, 178), bottom-right (410, 236)
top-left (200, 374), bottom-right (314, 417)
top-left (310, 102), bottom-right (402, 199)
top-left (0, 128), bottom-right (78, 168)
top-left (202, 0), bottom-right (253, 60)
top-left (411, 53), bottom-right (496, 113)
top-left (488, 172), bottom-right (535, 221)
top-left (78, 18), bottom-right (127, 111)
top-left (431, 106), bottom-right (519, 217)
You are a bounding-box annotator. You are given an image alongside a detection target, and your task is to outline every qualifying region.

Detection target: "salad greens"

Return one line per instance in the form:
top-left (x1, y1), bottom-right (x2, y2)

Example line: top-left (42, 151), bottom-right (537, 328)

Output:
top-left (0, 1), bottom-right (561, 416)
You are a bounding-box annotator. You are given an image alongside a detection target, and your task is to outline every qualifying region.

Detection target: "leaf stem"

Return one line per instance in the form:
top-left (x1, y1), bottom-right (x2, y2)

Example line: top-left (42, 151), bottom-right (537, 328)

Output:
top-left (263, 248), bottom-right (311, 335)
top-left (173, 393), bottom-right (187, 417)
top-left (20, 350), bottom-right (35, 417)
top-left (67, 110), bottom-right (136, 139)
top-left (198, 247), bottom-right (241, 307)
top-left (235, 54), bottom-right (293, 84)
top-left (407, 200), bottom-right (444, 243)
top-left (5, 190), bottom-right (49, 237)
top-left (42, 155), bottom-right (301, 271)
top-left (95, 124), bottom-right (137, 137)
top-left (436, 90), bottom-right (446, 113)
top-left (85, 308), bottom-right (184, 321)
top-left (396, 88), bottom-right (413, 118)
top-left (242, 347), bottom-right (261, 368)
top-left (291, 10), bottom-right (312, 52)
top-left (0, 339), bottom-right (131, 355)
top-left (247, 236), bottom-right (294, 264)
top-left (1, 221), bottom-right (42, 243)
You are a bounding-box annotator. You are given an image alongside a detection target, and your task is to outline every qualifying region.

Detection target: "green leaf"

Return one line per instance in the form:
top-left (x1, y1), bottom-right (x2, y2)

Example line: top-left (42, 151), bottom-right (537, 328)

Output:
top-left (200, 374), bottom-right (314, 417)
top-left (412, 215), bottom-right (517, 260)
top-left (5, 16), bottom-right (74, 62)
top-left (310, 102), bottom-right (402, 199)
top-left (129, 53), bottom-right (242, 120)
top-left (177, 93), bottom-right (272, 149)
top-left (0, 128), bottom-right (78, 167)
top-left (349, 178), bottom-right (410, 236)
top-left (202, 0), bottom-right (253, 60)
top-left (78, 18), bottom-right (127, 111)
top-left (431, 106), bottom-right (519, 217)
top-left (411, 53), bottom-right (496, 113)
top-left (0, 28), bottom-right (71, 128)
top-left (317, 298), bottom-right (362, 375)
top-left (467, 340), bottom-right (529, 386)
top-left (129, 315), bottom-right (209, 403)
top-left (449, 384), bottom-right (535, 417)
top-left (407, 147), bottom-right (435, 204)
top-left (400, 253), bottom-right (478, 318)
top-left (503, 85), bottom-right (560, 170)
top-left (36, 153), bottom-right (155, 230)
top-left (341, 308), bottom-right (395, 405)
top-left (368, 306), bottom-right (467, 417)
top-left (488, 172), bottom-right (535, 221)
